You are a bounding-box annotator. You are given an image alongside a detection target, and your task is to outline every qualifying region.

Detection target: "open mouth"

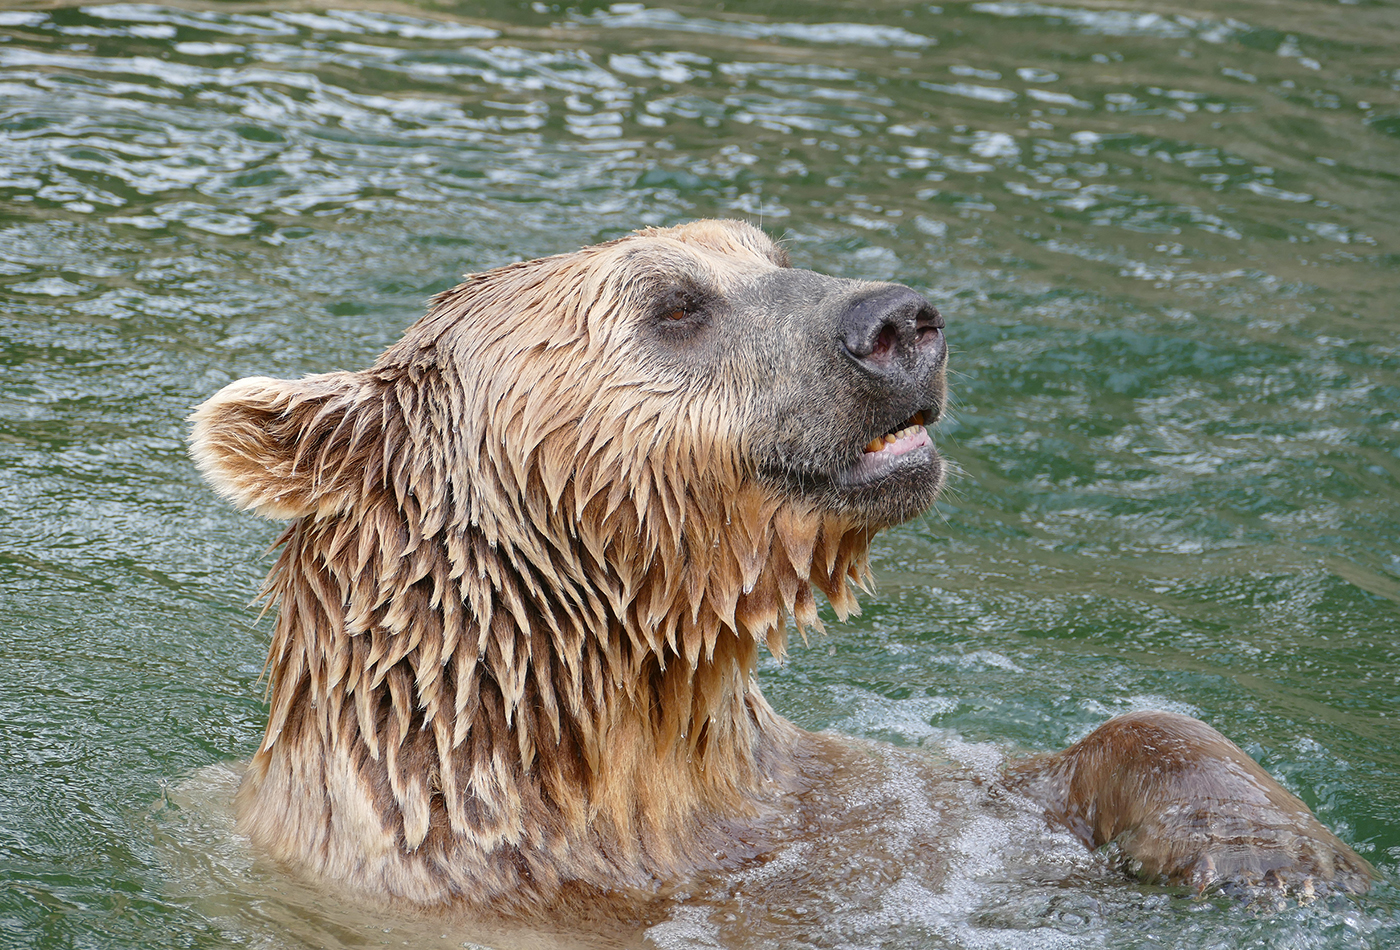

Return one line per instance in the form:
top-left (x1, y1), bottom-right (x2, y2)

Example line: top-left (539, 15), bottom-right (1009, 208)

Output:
top-left (848, 410), bottom-right (933, 484)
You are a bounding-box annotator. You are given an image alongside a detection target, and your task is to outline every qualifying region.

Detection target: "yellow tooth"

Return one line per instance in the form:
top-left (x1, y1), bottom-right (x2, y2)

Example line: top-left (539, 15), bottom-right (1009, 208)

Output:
top-left (913, 411), bottom-right (926, 426)
top-left (865, 437), bottom-right (883, 453)
top-left (884, 433), bottom-right (897, 444)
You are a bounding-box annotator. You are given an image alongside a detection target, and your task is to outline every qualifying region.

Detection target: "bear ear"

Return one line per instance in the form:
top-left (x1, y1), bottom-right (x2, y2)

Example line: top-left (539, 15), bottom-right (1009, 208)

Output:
top-left (188, 372), bottom-right (369, 520)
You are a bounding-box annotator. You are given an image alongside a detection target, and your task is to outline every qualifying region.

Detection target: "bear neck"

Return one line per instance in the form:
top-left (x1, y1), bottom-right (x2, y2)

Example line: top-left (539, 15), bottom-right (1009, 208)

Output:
top-left (249, 488), bottom-right (873, 879)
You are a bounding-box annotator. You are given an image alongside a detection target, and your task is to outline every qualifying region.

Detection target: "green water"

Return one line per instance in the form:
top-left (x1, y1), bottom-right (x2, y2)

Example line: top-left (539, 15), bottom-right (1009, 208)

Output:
top-left (1, 1), bottom-right (1397, 947)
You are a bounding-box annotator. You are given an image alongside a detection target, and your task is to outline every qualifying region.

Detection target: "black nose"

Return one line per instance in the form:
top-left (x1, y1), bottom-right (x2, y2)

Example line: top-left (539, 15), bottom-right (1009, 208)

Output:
top-left (840, 286), bottom-right (944, 372)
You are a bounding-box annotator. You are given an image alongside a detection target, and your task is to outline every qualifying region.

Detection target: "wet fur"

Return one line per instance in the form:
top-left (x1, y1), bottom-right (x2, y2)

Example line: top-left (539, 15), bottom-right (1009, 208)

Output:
top-left (191, 219), bottom-right (1372, 916)
top-left (190, 222), bottom-right (879, 912)
top-left (1008, 711), bottom-right (1375, 895)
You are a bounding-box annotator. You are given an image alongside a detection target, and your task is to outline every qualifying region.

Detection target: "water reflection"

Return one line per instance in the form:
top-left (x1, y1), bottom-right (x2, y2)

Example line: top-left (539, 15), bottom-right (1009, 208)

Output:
top-left (1, 2), bottom-right (1397, 948)
top-left (2, 1), bottom-right (1393, 295)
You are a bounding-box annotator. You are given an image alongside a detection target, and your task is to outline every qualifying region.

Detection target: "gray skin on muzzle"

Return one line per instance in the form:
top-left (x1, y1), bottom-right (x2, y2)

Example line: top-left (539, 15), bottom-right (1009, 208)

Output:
top-left (636, 265), bottom-right (948, 528)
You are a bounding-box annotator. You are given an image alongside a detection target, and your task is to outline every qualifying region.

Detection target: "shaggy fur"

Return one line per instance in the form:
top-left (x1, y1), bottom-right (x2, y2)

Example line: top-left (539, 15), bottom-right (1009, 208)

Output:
top-left (190, 221), bottom-right (893, 911)
top-left (192, 219), bottom-right (1371, 915)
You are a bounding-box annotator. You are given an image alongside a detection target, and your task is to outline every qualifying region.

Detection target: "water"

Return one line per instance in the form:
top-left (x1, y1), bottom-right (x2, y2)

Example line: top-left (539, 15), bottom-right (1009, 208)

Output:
top-left (1, 1), bottom-right (1397, 947)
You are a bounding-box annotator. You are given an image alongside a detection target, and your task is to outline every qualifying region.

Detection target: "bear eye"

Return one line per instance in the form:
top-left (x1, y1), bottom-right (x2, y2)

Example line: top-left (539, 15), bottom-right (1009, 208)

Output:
top-left (651, 287), bottom-right (711, 334)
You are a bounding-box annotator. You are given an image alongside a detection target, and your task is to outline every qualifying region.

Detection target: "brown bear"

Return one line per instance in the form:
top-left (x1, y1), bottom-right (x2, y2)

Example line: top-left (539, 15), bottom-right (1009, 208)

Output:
top-left (189, 219), bottom-right (1372, 921)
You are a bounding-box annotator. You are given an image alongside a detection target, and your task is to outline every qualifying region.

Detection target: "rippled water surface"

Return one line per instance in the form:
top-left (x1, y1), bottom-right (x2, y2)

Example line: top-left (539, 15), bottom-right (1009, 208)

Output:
top-left (2, 1), bottom-right (1398, 947)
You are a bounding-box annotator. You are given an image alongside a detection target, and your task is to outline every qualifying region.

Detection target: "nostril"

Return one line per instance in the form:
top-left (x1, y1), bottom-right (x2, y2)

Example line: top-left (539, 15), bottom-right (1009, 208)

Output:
top-left (871, 324), bottom-right (898, 361)
top-left (915, 304), bottom-right (945, 353)
top-left (915, 304), bottom-right (943, 334)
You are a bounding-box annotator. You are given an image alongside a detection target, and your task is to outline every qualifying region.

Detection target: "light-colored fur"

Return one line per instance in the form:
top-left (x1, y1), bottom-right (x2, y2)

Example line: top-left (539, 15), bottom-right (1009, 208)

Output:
top-left (190, 219), bottom-right (1376, 920)
top-left (189, 221), bottom-right (875, 913)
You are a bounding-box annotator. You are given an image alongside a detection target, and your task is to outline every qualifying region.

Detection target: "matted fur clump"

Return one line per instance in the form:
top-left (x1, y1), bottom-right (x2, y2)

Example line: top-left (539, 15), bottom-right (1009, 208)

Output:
top-left (190, 220), bottom-right (948, 911)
